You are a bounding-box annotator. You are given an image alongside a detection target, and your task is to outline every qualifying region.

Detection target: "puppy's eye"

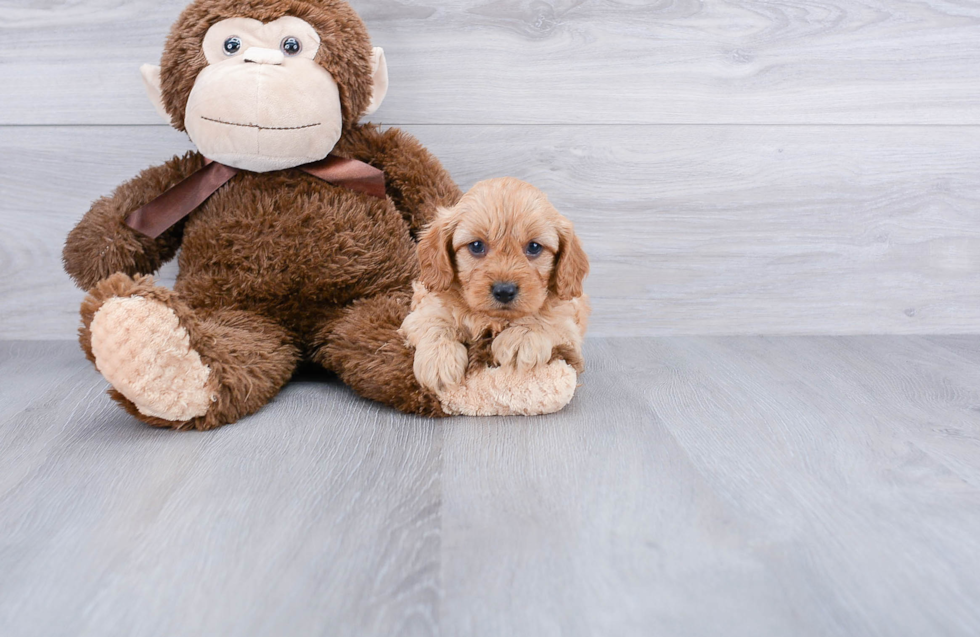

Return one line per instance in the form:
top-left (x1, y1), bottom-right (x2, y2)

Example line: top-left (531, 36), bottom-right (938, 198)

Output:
top-left (525, 241), bottom-right (544, 258)
top-left (468, 240), bottom-right (487, 257)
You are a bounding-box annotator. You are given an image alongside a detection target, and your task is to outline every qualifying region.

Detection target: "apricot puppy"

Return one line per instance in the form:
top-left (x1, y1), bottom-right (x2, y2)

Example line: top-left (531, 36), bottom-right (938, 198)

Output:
top-left (401, 177), bottom-right (590, 392)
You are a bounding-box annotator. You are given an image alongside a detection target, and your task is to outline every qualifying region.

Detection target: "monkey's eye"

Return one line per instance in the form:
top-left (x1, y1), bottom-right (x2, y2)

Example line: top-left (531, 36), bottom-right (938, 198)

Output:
top-left (281, 37), bottom-right (302, 56)
top-left (468, 241), bottom-right (487, 257)
top-left (223, 37), bottom-right (242, 55)
top-left (525, 241), bottom-right (544, 257)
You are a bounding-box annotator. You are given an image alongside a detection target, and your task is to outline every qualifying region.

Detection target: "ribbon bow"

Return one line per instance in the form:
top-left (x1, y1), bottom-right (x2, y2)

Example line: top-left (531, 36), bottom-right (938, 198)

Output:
top-left (125, 155), bottom-right (386, 239)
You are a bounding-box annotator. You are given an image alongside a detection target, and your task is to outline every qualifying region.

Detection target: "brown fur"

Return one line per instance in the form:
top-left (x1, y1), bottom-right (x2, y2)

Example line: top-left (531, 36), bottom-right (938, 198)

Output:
top-left (63, 2), bottom-right (461, 429)
top-left (161, 0), bottom-right (375, 132)
top-left (81, 273), bottom-right (299, 430)
top-left (402, 178), bottom-right (590, 394)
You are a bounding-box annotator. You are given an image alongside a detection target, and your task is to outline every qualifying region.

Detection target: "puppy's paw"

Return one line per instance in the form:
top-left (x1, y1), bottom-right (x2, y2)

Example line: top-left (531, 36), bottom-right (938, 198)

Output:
top-left (492, 327), bottom-right (553, 372)
top-left (414, 338), bottom-right (469, 392)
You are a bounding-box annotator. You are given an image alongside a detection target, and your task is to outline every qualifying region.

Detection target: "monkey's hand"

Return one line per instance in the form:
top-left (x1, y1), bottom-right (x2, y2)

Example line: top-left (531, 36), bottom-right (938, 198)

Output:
top-left (63, 151), bottom-right (205, 291)
top-left (413, 336), bottom-right (469, 393)
top-left (492, 326), bottom-right (554, 372)
top-left (553, 343), bottom-right (586, 374)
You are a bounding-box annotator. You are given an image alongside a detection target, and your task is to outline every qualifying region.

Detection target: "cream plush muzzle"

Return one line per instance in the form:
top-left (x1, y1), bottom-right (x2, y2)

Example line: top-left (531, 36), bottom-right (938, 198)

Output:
top-left (183, 60), bottom-right (343, 172)
top-left (141, 16), bottom-right (389, 173)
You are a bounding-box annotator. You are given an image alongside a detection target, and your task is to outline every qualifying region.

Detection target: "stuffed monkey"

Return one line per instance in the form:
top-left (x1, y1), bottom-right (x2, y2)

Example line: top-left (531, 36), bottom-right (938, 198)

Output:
top-left (63, 0), bottom-right (578, 429)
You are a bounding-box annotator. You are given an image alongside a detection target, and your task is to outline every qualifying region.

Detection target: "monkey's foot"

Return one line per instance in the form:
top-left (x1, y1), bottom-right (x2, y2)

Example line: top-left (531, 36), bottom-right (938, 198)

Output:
top-left (89, 295), bottom-right (213, 423)
top-left (437, 360), bottom-right (578, 417)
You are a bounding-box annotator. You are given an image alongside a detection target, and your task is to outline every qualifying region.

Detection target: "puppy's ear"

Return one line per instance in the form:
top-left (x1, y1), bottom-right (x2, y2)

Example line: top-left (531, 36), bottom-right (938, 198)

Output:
top-left (551, 218), bottom-right (589, 301)
top-left (417, 209), bottom-right (457, 292)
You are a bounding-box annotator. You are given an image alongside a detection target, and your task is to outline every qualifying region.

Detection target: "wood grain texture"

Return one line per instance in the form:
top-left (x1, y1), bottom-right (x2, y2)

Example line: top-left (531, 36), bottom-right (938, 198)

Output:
top-left (1, 0), bottom-right (979, 125)
top-left (440, 336), bottom-right (980, 636)
top-left (2, 124), bottom-right (978, 339)
top-left (0, 341), bottom-right (442, 637)
top-left (2, 337), bottom-right (980, 636)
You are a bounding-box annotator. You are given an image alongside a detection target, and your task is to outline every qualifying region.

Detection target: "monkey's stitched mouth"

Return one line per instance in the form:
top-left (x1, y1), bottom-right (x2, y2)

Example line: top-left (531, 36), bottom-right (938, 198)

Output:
top-left (201, 116), bottom-right (321, 131)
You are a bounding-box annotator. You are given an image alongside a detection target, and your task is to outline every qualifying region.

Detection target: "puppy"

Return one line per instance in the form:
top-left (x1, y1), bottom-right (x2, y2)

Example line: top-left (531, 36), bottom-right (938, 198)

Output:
top-left (401, 177), bottom-right (590, 393)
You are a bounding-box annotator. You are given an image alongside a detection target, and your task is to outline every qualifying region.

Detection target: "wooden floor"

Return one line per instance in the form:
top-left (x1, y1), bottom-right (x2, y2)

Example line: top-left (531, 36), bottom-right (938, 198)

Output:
top-left (2, 1), bottom-right (979, 634)
top-left (2, 337), bottom-right (979, 636)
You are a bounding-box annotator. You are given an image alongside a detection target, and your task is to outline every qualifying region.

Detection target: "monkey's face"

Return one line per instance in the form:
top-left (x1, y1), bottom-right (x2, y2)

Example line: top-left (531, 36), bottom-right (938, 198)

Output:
top-left (184, 17), bottom-right (341, 172)
top-left (142, 15), bottom-right (388, 173)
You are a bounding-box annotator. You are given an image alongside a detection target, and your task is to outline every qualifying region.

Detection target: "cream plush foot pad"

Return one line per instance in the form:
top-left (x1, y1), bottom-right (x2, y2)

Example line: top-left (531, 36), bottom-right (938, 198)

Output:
top-left (89, 296), bottom-right (212, 422)
top-left (438, 360), bottom-right (578, 417)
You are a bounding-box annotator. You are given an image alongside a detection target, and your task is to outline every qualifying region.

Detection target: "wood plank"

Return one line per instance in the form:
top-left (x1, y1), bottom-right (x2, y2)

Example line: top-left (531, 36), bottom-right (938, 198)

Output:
top-left (2, 338), bottom-right (980, 634)
top-left (2, 124), bottom-right (979, 339)
top-left (1, 0), bottom-right (979, 125)
top-left (0, 341), bottom-right (442, 637)
top-left (440, 336), bottom-right (980, 636)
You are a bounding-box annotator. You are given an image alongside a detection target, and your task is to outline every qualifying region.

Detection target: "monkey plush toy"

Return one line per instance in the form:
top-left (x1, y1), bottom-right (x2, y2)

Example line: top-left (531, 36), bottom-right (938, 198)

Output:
top-left (62, 0), bottom-right (579, 429)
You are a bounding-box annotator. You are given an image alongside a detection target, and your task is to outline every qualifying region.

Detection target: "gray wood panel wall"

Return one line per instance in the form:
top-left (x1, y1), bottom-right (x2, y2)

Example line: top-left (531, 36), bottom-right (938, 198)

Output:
top-left (1, 0), bottom-right (979, 338)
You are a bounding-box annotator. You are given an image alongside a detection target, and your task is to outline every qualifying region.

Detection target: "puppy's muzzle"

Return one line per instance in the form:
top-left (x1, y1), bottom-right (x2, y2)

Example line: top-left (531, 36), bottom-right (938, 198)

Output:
top-left (492, 282), bottom-right (519, 304)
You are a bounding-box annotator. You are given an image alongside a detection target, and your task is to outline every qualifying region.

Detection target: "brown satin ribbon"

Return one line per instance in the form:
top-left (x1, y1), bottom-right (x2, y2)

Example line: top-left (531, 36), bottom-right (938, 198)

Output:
top-left (301, 155), bottom-right (387, 199)
top-left (125, 155), bottom-right (386, 239)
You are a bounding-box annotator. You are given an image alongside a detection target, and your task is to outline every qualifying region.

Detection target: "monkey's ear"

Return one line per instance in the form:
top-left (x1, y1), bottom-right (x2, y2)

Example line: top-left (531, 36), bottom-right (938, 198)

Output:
top-left (140, 64), bottom-right (171, 125)
top-left (363, 48), bottom-right (389, 117)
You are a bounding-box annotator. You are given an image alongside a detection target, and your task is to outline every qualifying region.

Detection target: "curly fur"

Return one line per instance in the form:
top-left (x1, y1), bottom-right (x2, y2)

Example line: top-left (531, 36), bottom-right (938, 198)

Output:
top-left (401, 178), bottom-right (590, 395)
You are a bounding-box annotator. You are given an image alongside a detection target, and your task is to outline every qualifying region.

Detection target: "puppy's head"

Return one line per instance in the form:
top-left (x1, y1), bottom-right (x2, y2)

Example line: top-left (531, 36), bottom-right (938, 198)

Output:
top-left (417, 177), bottom-right (589, 319)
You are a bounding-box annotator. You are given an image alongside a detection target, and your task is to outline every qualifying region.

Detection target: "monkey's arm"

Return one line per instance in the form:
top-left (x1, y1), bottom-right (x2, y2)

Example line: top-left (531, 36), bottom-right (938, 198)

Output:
top-left (63, 151), bottom-right (205, 290)
top-left (339, 124), bottom-right (462, 237)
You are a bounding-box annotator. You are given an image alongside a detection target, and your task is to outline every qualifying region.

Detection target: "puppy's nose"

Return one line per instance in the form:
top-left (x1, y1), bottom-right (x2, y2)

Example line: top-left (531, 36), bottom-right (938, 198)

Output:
top-left (492, 282), bottom-right (519, 304)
